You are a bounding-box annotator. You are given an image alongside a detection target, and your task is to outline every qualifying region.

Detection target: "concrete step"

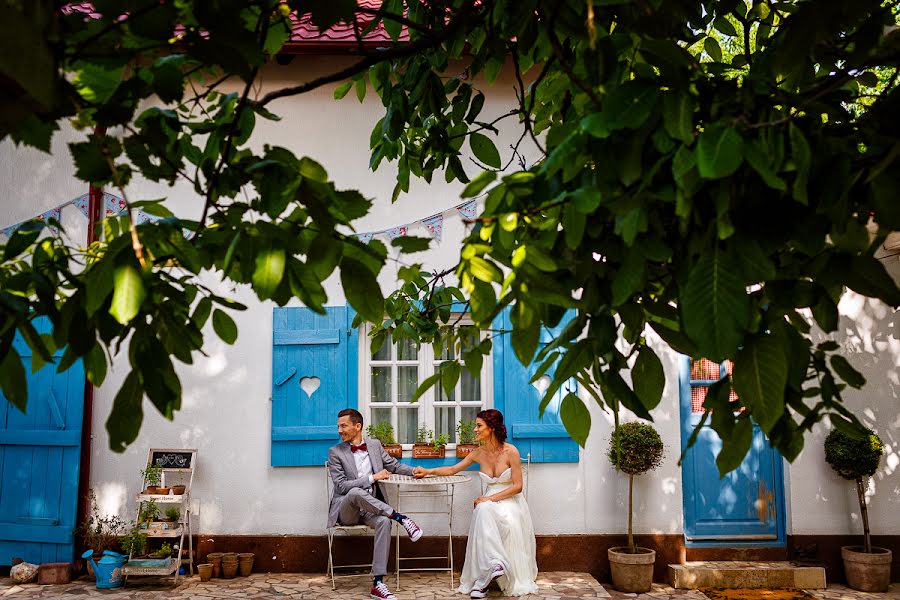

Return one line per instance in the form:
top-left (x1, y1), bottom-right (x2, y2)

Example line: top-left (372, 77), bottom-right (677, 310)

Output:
top-left (668, 561), bottom-right (826, 589)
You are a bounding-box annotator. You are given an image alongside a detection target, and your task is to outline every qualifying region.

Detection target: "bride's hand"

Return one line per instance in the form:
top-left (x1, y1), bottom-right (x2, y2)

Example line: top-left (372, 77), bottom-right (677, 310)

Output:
top-left (474, 496), bottom-right (491, 507)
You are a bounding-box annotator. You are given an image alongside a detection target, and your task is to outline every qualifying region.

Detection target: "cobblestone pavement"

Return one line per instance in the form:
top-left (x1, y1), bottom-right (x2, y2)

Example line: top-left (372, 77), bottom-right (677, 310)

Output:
top-left (1, 573), bottom-right (898, 599)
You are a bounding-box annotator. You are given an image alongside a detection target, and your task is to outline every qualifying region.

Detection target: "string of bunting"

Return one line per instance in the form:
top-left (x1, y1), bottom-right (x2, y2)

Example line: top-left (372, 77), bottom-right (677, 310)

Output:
top-left (0, 192), bottom-right (160, 238)
top-left (2, 194), bottom-right (482, 245)
top-left (354, 199), bottom-right (480, 244)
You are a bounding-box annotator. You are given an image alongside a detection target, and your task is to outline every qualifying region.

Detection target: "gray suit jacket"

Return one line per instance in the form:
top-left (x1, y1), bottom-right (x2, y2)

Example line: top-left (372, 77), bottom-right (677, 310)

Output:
top-left (327, 437), bottom-right (414, 527)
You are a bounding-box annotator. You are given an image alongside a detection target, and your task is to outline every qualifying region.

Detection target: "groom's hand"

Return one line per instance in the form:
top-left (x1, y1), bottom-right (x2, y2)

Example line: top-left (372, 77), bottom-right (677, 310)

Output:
top-left (373, 469), bottom-right (391, 481)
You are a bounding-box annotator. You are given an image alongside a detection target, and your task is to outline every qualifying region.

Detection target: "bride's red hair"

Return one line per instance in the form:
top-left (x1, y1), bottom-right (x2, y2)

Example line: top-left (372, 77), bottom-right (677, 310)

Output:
top-left (477, 409), bottom-right (507, 444)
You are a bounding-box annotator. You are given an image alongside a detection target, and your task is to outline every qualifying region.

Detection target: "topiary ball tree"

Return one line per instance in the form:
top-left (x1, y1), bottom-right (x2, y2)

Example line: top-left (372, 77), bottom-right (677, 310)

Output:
top-left (608, 422), bottom-right (665, 554)
top-left (824, 428), bottom-right (884, 553)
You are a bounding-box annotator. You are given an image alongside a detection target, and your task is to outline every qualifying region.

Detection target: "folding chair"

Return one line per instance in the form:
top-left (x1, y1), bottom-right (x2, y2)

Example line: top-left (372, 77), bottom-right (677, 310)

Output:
top-left (325, 462), bottom-right (379, 590)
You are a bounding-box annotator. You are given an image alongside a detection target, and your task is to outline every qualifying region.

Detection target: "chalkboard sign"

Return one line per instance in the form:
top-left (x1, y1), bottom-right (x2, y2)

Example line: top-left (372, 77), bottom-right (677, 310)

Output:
top-left (151, 450), bottom-right (193, 469)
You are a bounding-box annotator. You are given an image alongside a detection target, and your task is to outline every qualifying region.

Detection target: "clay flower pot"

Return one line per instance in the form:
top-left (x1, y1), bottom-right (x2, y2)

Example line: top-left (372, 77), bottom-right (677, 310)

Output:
top-left (155, 486), bottom-right (171, 495)
top-left (145, 486), bottom-right (160, 495)
top-left (206, 553), bottom-right (223, 578)
top-left (608, 547), bottom-right (655, 593)
top-left (412, 444), bottom-right (445, 458)
top-left (456, 444), bottom-right (478, 458)
top-left (197, 564), bottom-right (213, 582)
top-left (221, 554), bottom-right (239, 579)
top-left (171, 485), bottom-right (186, 495)
top-left (842, 546), bottom-right (892, 592)
top-left (383, 444), bottom-right (402, 459)
top-left (238, 553), bottom-right (254, 576)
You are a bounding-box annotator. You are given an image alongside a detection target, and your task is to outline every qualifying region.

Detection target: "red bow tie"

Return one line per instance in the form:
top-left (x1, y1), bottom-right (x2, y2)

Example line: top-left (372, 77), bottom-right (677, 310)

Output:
top-left (350, 443), bottom-right (368, 453)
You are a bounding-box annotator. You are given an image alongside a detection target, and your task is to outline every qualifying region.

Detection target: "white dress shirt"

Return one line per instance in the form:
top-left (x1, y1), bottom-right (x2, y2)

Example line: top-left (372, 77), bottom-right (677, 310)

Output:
top-left (352, 443), bottom-right (375, 493)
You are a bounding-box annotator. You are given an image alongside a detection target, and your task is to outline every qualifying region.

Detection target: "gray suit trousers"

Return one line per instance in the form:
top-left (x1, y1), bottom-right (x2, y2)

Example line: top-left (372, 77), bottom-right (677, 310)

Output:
top-left (337, 487), bottom-right (395, 576)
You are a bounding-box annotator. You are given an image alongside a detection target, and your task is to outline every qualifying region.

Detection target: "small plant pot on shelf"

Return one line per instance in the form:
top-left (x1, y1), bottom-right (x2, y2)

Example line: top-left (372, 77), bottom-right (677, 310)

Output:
top-left (144, 487), bottom-right (159, 495)
top-left (608, 547), bottom-right (655, 593)
top-left (155, 487), bottom-right (171, 495)
top-left (171, 485), bottom-right (186, 495)
top-left (841, 546), bottom-right (892, 592)
top-left (197, 563), bottom-right (213, 582)
top-left (456, 444), bottom-right (478, 458)
top-left (383, 444), bottom-right (403, 459)
top-left (412, 444), bottom-right (445, 458)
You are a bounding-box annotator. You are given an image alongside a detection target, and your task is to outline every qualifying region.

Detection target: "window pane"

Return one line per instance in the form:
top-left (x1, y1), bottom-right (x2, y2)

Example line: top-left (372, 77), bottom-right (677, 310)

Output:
top-left (435, 367), bottom-right (456, 402)
top-left (370, 407), bottom-right (392, 436)
top-left (460, 369), bottom-right (480, 403)
top-left (372, 339), bottom-right (391, 361)
top-left (398, 408), bottom-right (419, 444)
top-left (397, 366), bottom-right (419, 403)
top-left (461, 406), bottom-right (480, 426)
top-left (435, 406), bottom-right (456, 443)
top-left (371, 367), bottom-right (391, 403)
top-left (397, 338), bottom-right (418, 361)
top-left (438, 327), bottom-right (455, 359)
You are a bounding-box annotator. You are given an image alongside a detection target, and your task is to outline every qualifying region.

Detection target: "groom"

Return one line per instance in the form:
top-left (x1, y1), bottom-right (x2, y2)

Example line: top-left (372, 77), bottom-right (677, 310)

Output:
top-left (328, 408), bottom-right (426, 600)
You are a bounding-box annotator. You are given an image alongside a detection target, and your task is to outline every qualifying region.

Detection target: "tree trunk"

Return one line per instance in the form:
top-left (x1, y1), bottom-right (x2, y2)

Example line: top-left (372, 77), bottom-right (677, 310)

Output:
top-left (856, 476), bottom-right (872, 553)
top-left (628, 473), bottom-right (635, 554)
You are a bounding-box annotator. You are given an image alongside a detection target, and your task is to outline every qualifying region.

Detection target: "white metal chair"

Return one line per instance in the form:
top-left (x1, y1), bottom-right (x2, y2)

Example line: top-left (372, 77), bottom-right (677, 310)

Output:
top-left (480, 453), bottom-right (530, 500)
top-left (325, 462), bottom-right (379, 590)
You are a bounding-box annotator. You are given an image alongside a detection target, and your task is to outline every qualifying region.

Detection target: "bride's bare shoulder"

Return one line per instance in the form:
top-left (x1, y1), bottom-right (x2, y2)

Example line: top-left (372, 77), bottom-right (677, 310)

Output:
top-left (502, 443), bottom-right (520, 458)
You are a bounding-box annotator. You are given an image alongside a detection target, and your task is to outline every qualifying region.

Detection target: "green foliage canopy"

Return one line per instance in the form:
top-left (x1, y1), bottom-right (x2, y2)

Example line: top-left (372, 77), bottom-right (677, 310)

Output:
top-left (608, 422), bottom-right (665, 476)
top-left (824, 428), bottom-right (885, 481)
top-left (0, 0), bottom-right (899, 473)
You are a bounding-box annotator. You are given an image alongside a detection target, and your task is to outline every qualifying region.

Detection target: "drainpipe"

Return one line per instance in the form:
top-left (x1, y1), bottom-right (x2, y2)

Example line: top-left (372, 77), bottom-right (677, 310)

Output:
top-left (76, 126), bottom-right (106, 539)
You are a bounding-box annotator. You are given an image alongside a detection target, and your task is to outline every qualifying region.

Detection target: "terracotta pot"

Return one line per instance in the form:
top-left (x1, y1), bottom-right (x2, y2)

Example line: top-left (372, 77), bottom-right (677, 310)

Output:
top-left (145, 486), bottom-right (159, 495)
top-left (456, 444), bottom-right (478, 458)
top-left (238, 554), bottom-right (254, 577)
top-left (608, 547), bottom-right (655, 593)
top-left (383, 444), bottom-right (403, 459)
top-left (221, 558), bottom-right (238, 579)
top-left (171, 485), bottom-right (186, 495)
top-left (842, 546), bottom-right (892, 592)
top-left (412, 444), bottom-right (445, 459)
top-left (206, 553), bottom-right (223, 578)
top-left (197, 564), bottom-right (212, 582)
top-left (156, 487), bottom-right (171, 495)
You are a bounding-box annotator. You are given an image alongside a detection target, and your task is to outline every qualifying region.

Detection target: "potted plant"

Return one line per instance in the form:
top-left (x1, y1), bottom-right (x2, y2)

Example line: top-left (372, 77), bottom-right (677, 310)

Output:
top-left (77, 491), bottom-right (127, 574)
top-left (367, 422), bottom-right (402, 458)
top-left (162, 507), bottom-right (180, 523)
top-left (412, 428), bottom-right (446, 458)
top-left (151, 542), bottom-right (174, 559)
top-left (824, 427), bottom-right (890, 592)
top-left (607, 422), bottom-right (664, 593)
top-left (456, 420), bottom-right (479, 458)
top-left (120, 526), bottom-right (148, 558)
top-left (141, 464), bottom-right (162, 495)
top-left (138, 499), bottom-right (159, 526)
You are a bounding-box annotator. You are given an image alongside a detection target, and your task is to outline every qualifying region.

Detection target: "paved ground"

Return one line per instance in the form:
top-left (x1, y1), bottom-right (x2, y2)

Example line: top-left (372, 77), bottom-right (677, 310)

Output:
top-left (1, 572), bottom-right (898, 599)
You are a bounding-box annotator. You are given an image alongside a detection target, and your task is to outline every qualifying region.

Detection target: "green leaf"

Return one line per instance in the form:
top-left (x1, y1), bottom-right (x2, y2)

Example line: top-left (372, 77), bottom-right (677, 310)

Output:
top-left (333, 81), bottom-right (353, 100)
top-left (412, 372), bottom-right (442, 402)
top-left (0, 350), bottom-right (27, 413)
top-left (462, 171), bottom-right (496, 198)
top-left (632, 346), bottom-right (665, 411)
top-left (69, 141), bottom-right (113, 182)
top-left (743, 140), bottom-right (786, 190)
top-left (611, 250), bottom-right (645, 306)
top-left (252, 247), bottom-right (286, 300)
top-left (511, 319), bottom-right (539, 364)
top-left (391, 236), bottom-right (431, 253)
top-left (789, 124), bottom-right (811, 205)
top-left (604, 81), bottom-right (658, 130)
top-left (341, 257), bottom-right (384, 323)
top-left (716, 416), bottom-right (752, 477)
top-left (72, 62), bottom-right (124, 104)
top-left (704, 37), bottom-right (723, 62)
top-left (713, 16), bottom-right (738, 36)
top-left (681, 250), bottom-right (749, 362)
top-left (830, 355), bottom-right (865, 389)
top-left (468, 256), bottom-right (503, 283)
top-left (105, 370), bottom-right (143, 453)
top-left (470, 132), bottom-right (501, 168)
top-left (560, 392), bottom-right (591, 447)
top-left (732, 334), bottom-right (788, 433)
top-left (441, 361), bottom-right (461, 396)
top-left (697, 124), bottom-right (743, 179)
top-left (212, 309), bottom-right (238, 344)
top-left (663, 92), bottom-right (694, 143)
top-left (85, 344), bottom-right (108, 387)
top-left (109, 265), bottom-right (146, 325)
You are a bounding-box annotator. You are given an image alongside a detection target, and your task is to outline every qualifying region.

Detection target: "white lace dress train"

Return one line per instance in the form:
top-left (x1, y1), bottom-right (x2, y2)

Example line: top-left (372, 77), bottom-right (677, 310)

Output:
top-left (457, 468), bottom-right (539, 596)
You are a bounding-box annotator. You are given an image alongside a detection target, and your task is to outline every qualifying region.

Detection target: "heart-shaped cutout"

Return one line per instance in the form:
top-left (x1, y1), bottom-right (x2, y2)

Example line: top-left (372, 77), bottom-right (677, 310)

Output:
top-left (300, 376), bottom-right (321, 398)
top-left (532, 374), bottom-right (551, 395)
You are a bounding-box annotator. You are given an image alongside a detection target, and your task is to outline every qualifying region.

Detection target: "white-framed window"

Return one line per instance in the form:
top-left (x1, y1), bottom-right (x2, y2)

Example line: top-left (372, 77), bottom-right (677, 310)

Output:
top-left (359, 319), bottom-right (491, 448)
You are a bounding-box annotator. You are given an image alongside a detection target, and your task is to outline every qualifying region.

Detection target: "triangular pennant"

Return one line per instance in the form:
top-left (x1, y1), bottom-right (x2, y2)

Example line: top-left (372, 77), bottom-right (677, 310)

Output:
top-left (135, 210), bottom-right (161, 225)
top-left (456, 200), bottom-right (478, 221)
top-left (36, 208), bottom-right (62, 234)
top-left (421, 214), bottom-right (444, 242)
top-left (104, 193), bottom-right (127, 217)
top-left (2, 224), bottom-right (19, 238)
top-left (73, 194), bottom-right (90, 218)
top-left (355, 232), bottom-right (374, 244)
top-left (384, 226), bottom-right (407, 240)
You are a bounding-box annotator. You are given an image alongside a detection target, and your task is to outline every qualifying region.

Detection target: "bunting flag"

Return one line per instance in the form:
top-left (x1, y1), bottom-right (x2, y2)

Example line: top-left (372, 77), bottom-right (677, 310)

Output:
top-left (2, 225), bottom-right (17, 238)
top-left (73, 194), bottom-right (90, 218)
top-left (422, 214), bottom-right (444, 242)
top-left (104, 194), bottom-right (127, 217)
top-left (36, 208), bottom-right (62, 234)
top-left (384, 226), bottom-right (407, 239)
top-left (355, 232), bottom-right (374, 244)
top-left (456, 200), bottom-right (478, 221)
top-left (135, 211), bottom-right (161, 225)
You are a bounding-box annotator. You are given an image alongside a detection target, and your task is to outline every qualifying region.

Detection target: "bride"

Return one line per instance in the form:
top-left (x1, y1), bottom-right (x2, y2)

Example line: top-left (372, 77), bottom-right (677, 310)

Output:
top-left (415, 409), bottom-right (538, 598)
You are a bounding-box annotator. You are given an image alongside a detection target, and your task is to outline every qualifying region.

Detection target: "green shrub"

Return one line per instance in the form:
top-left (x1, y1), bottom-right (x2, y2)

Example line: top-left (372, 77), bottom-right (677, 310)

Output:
top-left (824, 428), bottom-right (884, 480)
top-left (366, 421), bottom-right (396, 445)
top-left (608, 422), bottom-right (665, 475)
top-left (456, 420), bottom-right (477, 445)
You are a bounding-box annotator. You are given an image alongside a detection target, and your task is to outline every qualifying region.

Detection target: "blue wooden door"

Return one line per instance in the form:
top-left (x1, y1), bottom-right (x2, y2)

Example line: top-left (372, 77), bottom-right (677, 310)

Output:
top-left (679, 357), bottom-right (785, 545)
top-left (0, 319), bottom-right (84, 565)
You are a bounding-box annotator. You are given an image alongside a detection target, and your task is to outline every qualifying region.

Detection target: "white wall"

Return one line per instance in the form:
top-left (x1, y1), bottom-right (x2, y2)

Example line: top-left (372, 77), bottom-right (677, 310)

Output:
top-left (1, 57), bottom-right (897, 539)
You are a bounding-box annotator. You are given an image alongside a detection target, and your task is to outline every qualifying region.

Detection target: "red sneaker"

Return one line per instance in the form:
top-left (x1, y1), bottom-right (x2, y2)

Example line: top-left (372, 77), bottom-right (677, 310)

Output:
top-left (371, 581), bottom-right (397, 600)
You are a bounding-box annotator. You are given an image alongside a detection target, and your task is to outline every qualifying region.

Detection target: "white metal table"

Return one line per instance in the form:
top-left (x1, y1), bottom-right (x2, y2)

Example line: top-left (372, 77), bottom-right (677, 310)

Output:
top-left (382, 474), bottom-right (470, 590)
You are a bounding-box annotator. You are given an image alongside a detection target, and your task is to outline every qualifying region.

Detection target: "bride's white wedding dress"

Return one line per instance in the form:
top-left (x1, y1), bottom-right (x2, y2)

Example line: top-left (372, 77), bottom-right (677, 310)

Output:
top-left (457, 467), bottom-right (539, 596)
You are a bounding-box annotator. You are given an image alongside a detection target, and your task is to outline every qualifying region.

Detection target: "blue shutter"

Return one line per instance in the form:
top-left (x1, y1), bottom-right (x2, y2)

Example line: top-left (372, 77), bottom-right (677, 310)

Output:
top-left (492, 307), bottom-right (579, 463)
top-left (271, 306), bottom-right (357, 467)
